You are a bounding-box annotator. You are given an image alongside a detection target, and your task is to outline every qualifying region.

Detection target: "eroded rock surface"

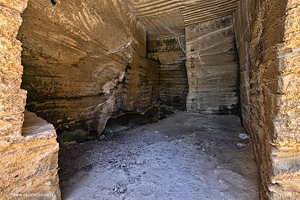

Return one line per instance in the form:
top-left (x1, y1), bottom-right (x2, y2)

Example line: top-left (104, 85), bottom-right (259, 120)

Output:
top-left (1, 0), bottom-right (299, 199)
top-left (235, 0), bottom-right (300, 198)
top-left (121, 0), bottom-right (239, 38)
top-left (1, 1), bottom-right (60, 199)
top-left (186, 16), bottom-right (239, 114)
top-left (0, 0), bottom-right (27, 141)
top-left (1, 111), bottom-right (60, 199)
top-left (18, 0), bottom-right (159, 137)
top-left (148, 36), bottom-right (188, 110)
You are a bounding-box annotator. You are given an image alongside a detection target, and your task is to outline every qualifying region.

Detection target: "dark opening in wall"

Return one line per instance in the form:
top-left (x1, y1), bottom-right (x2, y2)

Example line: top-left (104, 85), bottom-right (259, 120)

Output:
top-left (103, 107), bottom-right (159, 137)
top-left (51, 0), bottom-right (57, 5)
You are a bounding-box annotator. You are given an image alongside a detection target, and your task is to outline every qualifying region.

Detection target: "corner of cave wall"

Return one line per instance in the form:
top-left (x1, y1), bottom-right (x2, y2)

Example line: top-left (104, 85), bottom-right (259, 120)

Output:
top-left (185, 15), bottom-right (239, 115)
top-left (234, 0), bottom-right (300, 198)
top-left (0, 0), bottom-right (61, 199)
top-left (17, 0), bottom-right (159, 138)
top-left (147, 35), bottom-right (188, 110)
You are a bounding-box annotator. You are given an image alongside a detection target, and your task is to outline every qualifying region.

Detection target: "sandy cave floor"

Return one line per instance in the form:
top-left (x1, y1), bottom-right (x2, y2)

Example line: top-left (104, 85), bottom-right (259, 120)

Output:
top-left (58, 112), bottom-right (259, 200)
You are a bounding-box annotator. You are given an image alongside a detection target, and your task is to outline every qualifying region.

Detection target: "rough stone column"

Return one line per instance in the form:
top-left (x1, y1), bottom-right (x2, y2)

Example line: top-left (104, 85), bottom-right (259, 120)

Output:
top-left (0, 1), bottom-right (61, 199)
top-left (0, 0), bottom-right (27, 142)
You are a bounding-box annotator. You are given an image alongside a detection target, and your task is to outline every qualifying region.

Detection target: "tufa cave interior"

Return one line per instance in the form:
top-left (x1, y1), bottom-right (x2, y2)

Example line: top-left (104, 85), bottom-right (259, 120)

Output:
top-left (1, 0), bottom-right (299, 199)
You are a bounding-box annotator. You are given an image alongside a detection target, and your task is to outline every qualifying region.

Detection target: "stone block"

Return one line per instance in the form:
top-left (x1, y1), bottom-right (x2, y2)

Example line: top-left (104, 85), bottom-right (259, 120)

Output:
top-left (0, 111), bottom-right (61, 200)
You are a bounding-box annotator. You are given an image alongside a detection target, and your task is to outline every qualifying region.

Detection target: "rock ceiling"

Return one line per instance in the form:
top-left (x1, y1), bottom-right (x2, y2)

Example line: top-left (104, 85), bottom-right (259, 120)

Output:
top-left (123, 0), bottom-right (239, 38)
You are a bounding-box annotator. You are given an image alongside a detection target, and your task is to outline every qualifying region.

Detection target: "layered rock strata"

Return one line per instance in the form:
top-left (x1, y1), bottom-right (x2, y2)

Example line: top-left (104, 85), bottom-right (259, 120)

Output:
top-left (18, 0), bottom-right (159, 137)
top-left (185, 16), bottom-right (239, 114)
top-left (0, 1), bottom-right (60, 199)
top-left (1, 111), bottom-right (60, 199)
top-left (0, 0), bottom-right (27, 144)
top-left (121, 0), bottom-right (239, 38)
top-left (148, 36), bottom-right (188, 110)
top-left (234, 0), bottom-right (300, 198)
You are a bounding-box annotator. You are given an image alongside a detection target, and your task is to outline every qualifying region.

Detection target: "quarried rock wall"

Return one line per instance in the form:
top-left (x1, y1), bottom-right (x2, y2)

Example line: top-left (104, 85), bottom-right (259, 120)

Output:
top-left (18, 0), bottom-right (159, 137)
top-left (185, 16), bottom-right (239, 114)
top-left (147, 36), bottom-right (188, 110)
top-left (234, 0), bottom-right (300, 198)
top-left (0, 0), bottom-right (27, 143)
top-left (0, 0), bottom-right (60, 198)
top-left (1, 111), bottom-right (61, 199)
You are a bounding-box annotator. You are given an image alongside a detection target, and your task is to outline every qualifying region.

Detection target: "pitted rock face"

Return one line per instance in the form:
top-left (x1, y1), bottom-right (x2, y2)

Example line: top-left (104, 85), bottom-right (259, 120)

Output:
top-left (235, 0), bottom-right (300, 198)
